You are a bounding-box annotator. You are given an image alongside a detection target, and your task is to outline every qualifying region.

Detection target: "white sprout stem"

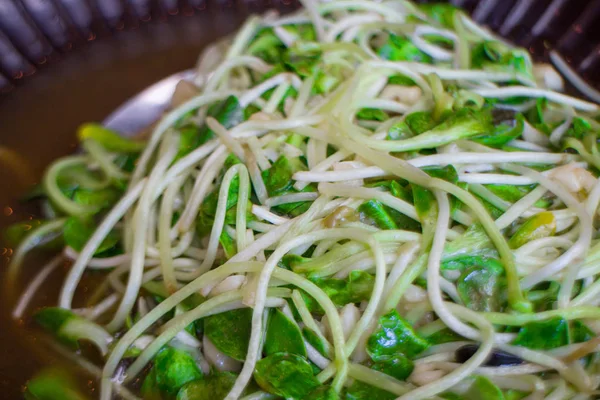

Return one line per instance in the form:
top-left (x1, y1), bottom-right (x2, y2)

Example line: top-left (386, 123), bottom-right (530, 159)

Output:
top-left (59, 180), bottom-right (146, 309)
top-left (228, 228), bottom-right (386, 399)
top-left (495, 186), bottom-right (548, 230)
top-left (506, 165), bottom-right (592, 293)
top-left (472, 86), bottom-right (599, 112)
top-left (265, 192), bottom-right (319, 207)
top-left (158, 175), bottom-right (186, 293)
top-left (60, 319), bottom-right (113, 356)
top-left (64, 247), bottom-right (130, 268)
top-left (177, 145), bottom-right (228, 233)
top-left (107, 134), bottom-right (179, 331)
top-left (130, 91), bottom-right (236, 186)
top-left (82, 140), bottom-right (129, 180)
top-left (207, 118), bottom-right (246, 162)
top-left (13, 254), bottom-right (63, 319)
top-left (252, 205), bottom-right (289, 225)
top-left (43, 156), bottom-right (97, 216)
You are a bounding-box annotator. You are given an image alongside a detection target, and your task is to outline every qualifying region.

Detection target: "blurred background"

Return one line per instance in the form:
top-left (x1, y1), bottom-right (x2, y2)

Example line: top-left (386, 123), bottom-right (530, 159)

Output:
top-left (1, 0), bottom-right (600, 397)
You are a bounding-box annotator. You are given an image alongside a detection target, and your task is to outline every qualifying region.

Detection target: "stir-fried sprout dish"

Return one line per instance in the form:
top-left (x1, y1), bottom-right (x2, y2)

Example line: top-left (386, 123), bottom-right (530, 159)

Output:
top-left (10, 1), bottom-right (600, 399)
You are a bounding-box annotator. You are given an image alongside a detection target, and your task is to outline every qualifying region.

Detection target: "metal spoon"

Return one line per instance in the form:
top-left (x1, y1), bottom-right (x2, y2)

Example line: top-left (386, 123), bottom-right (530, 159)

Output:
top-left (103, 69), bottom-right (195, 137)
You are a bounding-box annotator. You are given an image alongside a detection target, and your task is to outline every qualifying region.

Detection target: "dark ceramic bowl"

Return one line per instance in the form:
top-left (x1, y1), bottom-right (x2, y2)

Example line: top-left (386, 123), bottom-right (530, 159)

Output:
top-left (0, 0), bottom-right (599, 397)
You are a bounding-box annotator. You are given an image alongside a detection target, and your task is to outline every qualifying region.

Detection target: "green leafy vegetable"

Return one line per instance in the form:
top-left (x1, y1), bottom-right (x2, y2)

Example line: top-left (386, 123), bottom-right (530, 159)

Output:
top-left (142, 347), bottom-right (203, 400)
top-left (424, 328), bottom-right (464, 345)
top-left (473, 113), bottom-right (524, 148)
top-left (70, 187), bottom-right (121, 212)
top-left (196, 172), bottom-right (254, 237)
top-left (508, 211), bottom-right (556, 249)
top-left (219, 229), bottom-right (237, 259)
top-left (387, 121), bottom-right (414, 141)
top-left (566, 116), bottom-right (594, 140)
top-left (254, 352), bottom-right (320, 399)
top-left (419, 4), bottom-right (460, 29)
top-left (263, 155), bottom-right (301, 196)
top-left (310, 270), bottom-right (375, 307)
top-left (358, 200), bottom-right (399, 230)
top-left (526, 281), bottom-right (560, 312)
top-left (284, 45), bottom-right (322, 78)
top-left (407, 111), bottom-right (438, 134)
top-left (379, 34), bottom-right (432, 63)
top-left (77, 123), bottom-right (146, 153)
top-left (442, 223), bottom-right (495, 261)
top-left (387, 111), bottom-right (437, 141)
top-left (304, 386), bottom-right (340, 400)
top-left (248, 28), bottom-right (285, 63)
top-left (457, 263), bottom-right (505, 312)
top-left (303, 327), bottom-right (329, 357)
top-left (63, 216), bottom-right (119, 254)
top-left (176, 372), bottom-right (237, 400)
top-left (3, 219), bottom-right (63, 250)
top-left (485, 184), bottom-right (551, 209)
top-left (512, 317), bottom-right (569, 350)
top-left (344, 381), bottom-right (395, 400)
top-left (371, 354), bottom-right (414, 381)
top-left (367, 309), bottom-right (429, 361)
top-left (464, 376), bottom-right (503, 400)
top-left (315, 70), bottom-right (342, 95)
top-left (24, 369), bottom-right (88, 400)
top-left (440, 393), bottom-right (464, 400)
top-left (177, 96), bottom-right (244, 159)
top-left (262, 155), bottom-right (315, 216)
top-left (385, 108), bottom-right (493, 152)
top-left (471, 41), bottom-right (533, 79)
top-left (265, 309), bottom-right (307, 357)
top-left (34, 307), bottom-right (109, 350)
top-left (503, 390), bottom-right (528, 400)
top-left (441, 255), bottom-right (504, 278)
top-left (357, 108), bottom-right (389, 122)
top-left (358, 200), bottom-right (420, 232)
top-left (422, 165), bottom-right (459, 183)
top-left (571, 320), bottom-right (595, 343)
top-left (388, 74), bottom-right (417, 86)
top-left (412, 184), bottom-right (437, 250)
top-left (204, 308), bottom-right (252, 361)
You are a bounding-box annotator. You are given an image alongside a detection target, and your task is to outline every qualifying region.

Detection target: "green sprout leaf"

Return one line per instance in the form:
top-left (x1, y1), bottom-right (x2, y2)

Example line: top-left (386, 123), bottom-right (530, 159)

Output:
top-left (177, 96), bottom-right (245, 159)
top-left (142, 347), bottom-right (203, 400)
top-left (265, 309), bottom-right (307, 357)
top-left (464, 376), bottom-right (504, 400)
top-left (457, 263), bottom-right (505, 312)
top-left (176, 372), bottom-right (238, 400)
top-left (371, 354), bottom-right (414, 381)
top-left (304, 385), bottom-right (340, 400)
top-left (204, 308), bottom-right (252, 361)
top-left (379, 34), bottom-right (432, 63)
top-left (385, 108), bottom-right (493, 152)
top-left (310, 270), bottom-right (375, 307)
top-left (367, 309), bottom-right (429, 361)
top-left (3, 219), bottom-right (63, 250)
top-left (63, 216), bottom-right (119, 254)
top-left (344, 381), bottom-right (395, 400)
top-left (419, 4), bottom-right (460, 29)
top-left (512, 317), bottom-right (569, 350)
top-left (77, 123), bottom-right (146, 153)
top-left (254, 352), bottom-right (320, 399)
top-left (24, 368), bottom-right (88, 400)
top-left (508, 211), bottom-right (556, 249)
